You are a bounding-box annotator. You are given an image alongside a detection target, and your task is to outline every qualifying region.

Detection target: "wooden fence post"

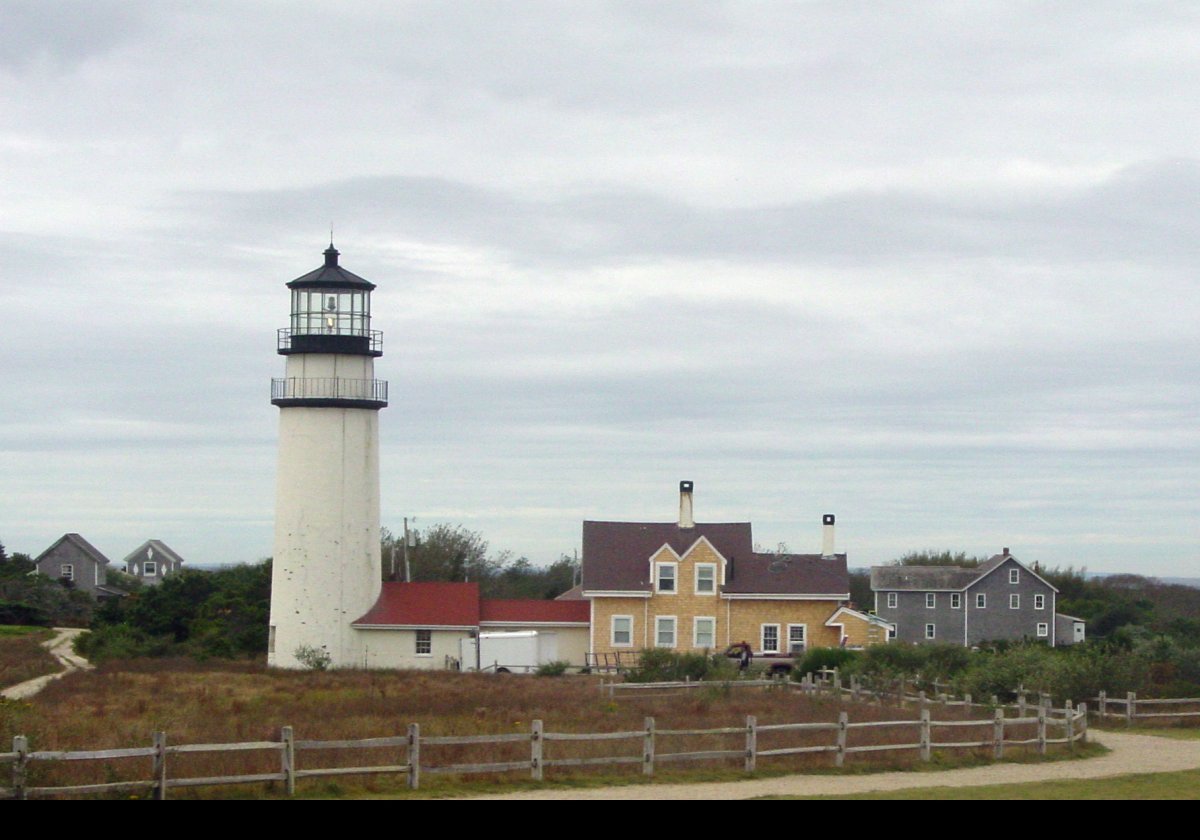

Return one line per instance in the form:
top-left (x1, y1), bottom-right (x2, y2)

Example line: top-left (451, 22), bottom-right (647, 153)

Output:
top-left (1098, 690), bottom-right (1107, 718)
top-left (152, 731), bottom-right (168, 801)
top-left (835, 711), bottom-right (848, 767)
top-left (643, 717), bottom-right (656, 776)
top-left (964, 692), bottom-right (972, 709)
top-left (898, 678), bottom-right (906, 707)
top-left (833, 668), bottom-right (842, 693)
top-left (280, 726), bottom-right (295, 797)
top-left (1078, 702), bottom-right (1088, 744)
top-left (1127, 691), bottom-right (1136, 727)
top-left (531, 720), bottom-right (543, 781)
top-left (1064, 701), bottom-right (1075, 753)
top-left (851, 675), bottom-right (860, 702)
top-left (745, 715), bottom-right (757, 773)
top-left (993, 708), bottom-right (1004, 760)
top-left (12, 736), bottom-right (27, 801)
top-left (1037, 708), bottom-right (1047, 756)
top-left (1018, 692), bottom-right (1026, 718)
top-left (920, 709), bottom-right (931, 762)
top-left (407, 723), bottom-right (420, 790)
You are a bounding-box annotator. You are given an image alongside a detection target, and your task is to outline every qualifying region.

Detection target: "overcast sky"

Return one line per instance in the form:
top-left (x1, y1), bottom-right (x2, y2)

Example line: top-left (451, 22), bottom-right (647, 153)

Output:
top-left (2, 2), bottom-right (1197, 577)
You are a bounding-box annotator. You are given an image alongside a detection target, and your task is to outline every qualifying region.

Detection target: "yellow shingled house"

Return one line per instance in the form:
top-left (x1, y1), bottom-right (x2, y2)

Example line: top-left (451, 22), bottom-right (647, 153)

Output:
top-left (580, 482), bottom-right (891, 669)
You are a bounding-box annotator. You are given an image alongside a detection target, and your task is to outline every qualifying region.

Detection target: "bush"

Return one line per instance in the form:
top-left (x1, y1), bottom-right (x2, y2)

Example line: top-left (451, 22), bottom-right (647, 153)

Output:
top-left (793, 647), bottom-right (860, 680)
top-left (623, 649), bottom-right (738, 683)
top-left (294, 644), bottom-right (331, 671)
top-left (74, 625), bottom-right (175, 660)
top-left (535, 660), bottom-right (571, 677)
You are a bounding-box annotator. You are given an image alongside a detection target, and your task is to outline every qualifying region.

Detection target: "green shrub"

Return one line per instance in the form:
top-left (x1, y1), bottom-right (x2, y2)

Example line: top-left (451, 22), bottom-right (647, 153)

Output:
top-left (793, 647), bottom-right (860, 680)
top-left (535, 660), bottom-right (571, 677)
top-left (623, 649), bottom-right (738, 683)
top-left (293, 644), bottom-right (331, 671)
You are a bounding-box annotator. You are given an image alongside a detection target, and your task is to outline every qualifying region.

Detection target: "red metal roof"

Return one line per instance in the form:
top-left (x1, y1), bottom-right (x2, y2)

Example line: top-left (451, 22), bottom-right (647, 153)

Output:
top-left (353, 582), bottom-right (480, 627)
top-left (480, 599), bottom-right (589, 624)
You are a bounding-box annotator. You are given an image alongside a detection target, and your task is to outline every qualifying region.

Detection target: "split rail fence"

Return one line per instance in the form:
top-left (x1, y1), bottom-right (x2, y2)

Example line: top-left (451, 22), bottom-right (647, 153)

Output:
top-left (2, 700), bottom-right (1086, 800)
top-left (1094, 691), bottom-right (1200, 725)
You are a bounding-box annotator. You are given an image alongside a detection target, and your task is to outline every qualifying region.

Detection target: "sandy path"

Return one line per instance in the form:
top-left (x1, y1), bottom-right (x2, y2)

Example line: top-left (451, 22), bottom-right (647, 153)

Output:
top-left (468, 729), bottom-right (1200, 799)
top-left (1, 627), bottom-right (92, 701)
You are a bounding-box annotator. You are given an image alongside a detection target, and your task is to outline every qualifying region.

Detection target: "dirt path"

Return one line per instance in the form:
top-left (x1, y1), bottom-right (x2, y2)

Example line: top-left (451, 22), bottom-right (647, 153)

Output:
top-left (0, 627), bottom-right (92, 701)
top-left (468, 729), bottom-right (1200, 799)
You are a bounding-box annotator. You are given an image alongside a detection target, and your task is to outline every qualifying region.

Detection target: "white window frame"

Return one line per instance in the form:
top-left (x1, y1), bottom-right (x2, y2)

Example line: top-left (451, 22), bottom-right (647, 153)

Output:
top-left (1010, 594), bottom-right (1020, 610)
top-left (950, 593), bottom-right (961, 609)
top-left (886, 592), bottom-right (898, 609)
top-left (694, 563), bottom-right (717, 595)
top-left (787, 624), bottom-right (807, 655)
top-left (1034, 594), bottom-right (1045, 610)
top-left (60, 564), bottom-right (74, 581)
top-left (655, 562), bottom-right (678, 594)
top-left (415, 629), bottom-right (432, 656)
top-left (693, 616), bottom-right (716, 649)
top-left (976, 593), bottom-right (987, 609)
top-left (1009, 568), bottom-right (1020, 584)
top-left (925, 593), bottom-right (936, 609)
top-left (143, 561), bottom-right (157, 576)
top-left (761, 624), bottom-right (781, 654)
top-left (925, 623), bottom-right (936, 640)
top-left (655, 616), bottom-right (677, 648)
top-left (611, 615), bottom-right (633, 648)
top-left (1037, 622), bottom-right (1049, 638)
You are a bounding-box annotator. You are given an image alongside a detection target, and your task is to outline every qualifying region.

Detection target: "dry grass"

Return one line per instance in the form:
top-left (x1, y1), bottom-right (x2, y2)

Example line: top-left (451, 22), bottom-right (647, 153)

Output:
top-left (0, 627), bottom-right (57, 690)
top-left (0, 659), bottom-right (1072, 798)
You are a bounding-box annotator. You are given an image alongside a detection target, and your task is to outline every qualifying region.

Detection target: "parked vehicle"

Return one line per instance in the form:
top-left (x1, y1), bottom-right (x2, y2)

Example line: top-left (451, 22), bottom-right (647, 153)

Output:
top-left (460, 630), bottom-right (561, 673)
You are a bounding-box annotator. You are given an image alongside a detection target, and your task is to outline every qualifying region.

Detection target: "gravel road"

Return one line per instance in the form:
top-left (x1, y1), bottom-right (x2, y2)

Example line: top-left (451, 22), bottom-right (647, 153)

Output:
top-left (1, 627), bottom-right (92, 701)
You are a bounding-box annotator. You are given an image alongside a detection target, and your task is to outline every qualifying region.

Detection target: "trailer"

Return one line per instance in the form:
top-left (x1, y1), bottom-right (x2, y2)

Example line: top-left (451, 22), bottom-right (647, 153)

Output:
top-left (460, 630), bottom-right (560, 673)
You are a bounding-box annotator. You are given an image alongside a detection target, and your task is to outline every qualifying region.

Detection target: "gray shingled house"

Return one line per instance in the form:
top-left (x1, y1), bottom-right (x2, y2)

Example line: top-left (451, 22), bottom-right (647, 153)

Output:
top-left (33, 533), bottom-right (125, 599)
top-left (121, 539), bottom-right (185, 586)
top-left (870, 549), bottom-right (1083, 647)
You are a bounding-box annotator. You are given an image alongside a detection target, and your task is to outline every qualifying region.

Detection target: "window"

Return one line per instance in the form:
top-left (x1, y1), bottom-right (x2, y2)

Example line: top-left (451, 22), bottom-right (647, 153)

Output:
top-left (1037, 623), bottom-right (1049, 638)
top-left (787, 625), bottom-right (807, 655)
top-left (143, 561), bottom-right (157, 576)
top-left (925, 593), bottom-right (936, 609)
top-left (60, 564), bottom-right (74, 581)
top-left (925, 624), bottom-right (936, 640)
top-left (886, 592), bottom-right (898, 609)
top-left (656, 616), bottom-right (677, 647)
top-left (1010, 594), bottom-right (1020, 609)
top-left (888, 625), bottom-right (897, 640)
top-left (612, 616), bottom-right (633, 647)
top-left (976, 593), bottom-right (987, 609)
top-left (695, 564), bottom-right (716, 594)
top-left (1034, 594), bottom-right (1045, 610)
top-left (415, 629), bottom-right (432, 655)
top-left (656, 563), bottom-right (677, 593)
top-left (694, 617), bottom-right (715, 648)
top-left (1009, 568), bottom-right (1020, 584)
top-left (950, 593), bottom-right (961, 609)
top-left (761, 624), bottom-right (780, 654)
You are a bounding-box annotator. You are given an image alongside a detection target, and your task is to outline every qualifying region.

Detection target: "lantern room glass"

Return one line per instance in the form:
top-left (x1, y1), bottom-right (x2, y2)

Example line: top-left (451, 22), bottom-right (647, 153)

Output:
top-left (290, 288), bottom-right (371, 336)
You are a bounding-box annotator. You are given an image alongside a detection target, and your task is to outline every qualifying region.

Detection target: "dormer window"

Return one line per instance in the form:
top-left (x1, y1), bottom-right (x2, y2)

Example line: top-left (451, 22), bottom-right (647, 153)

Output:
top-left (695, 564), bottom-right (716, 594)
top-left (656, 562), bottom-right (677, 594)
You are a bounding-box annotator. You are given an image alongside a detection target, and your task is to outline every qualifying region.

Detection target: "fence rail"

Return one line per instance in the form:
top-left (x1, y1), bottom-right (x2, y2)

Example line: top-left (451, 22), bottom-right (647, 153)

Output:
top-left (3, 701), bottom-right (1086, 799)
top-left (1094, 691), bottom-right (1200, 725)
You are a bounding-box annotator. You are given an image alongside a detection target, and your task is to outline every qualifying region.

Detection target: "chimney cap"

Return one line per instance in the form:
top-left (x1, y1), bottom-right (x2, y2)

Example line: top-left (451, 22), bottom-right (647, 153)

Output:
top-left (680, 480), bottom-right (693, 492)
top-left (1002, 547), bottom-right (1010, 556)
top-left (823, 514), bottom-right (835, 525)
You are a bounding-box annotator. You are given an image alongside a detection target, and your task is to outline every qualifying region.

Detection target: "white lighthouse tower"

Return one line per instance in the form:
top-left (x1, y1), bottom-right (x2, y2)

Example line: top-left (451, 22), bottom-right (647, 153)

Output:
top-left (268, 244), bottom-right (387, 668)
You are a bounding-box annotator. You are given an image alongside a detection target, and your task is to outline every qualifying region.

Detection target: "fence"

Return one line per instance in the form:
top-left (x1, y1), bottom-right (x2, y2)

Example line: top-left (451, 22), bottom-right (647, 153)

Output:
top-left (2, 701), bottom-right (1086, 799)
top-left (1094, 691), bottom-right (1200, 725)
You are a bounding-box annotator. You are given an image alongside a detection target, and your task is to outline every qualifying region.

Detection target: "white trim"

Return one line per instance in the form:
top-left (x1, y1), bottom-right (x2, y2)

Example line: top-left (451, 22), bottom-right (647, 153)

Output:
top-left (353, 623), bottom-right (476, 631)
top-left (415, 629), bottom-right (432, 656)
top-left (1037, 622), bottom-right (1049, 638)
top-left (581, 590), bottom-right (652, 599)
top-left (1034, 594), bottom-right (1045, 610)
top-left (611, 614), bottom-right (634, 648)
top-left (1010, 594), bottom-right (1020, 610)
top-left (760, 623), bottom-right (781, 654)
top-left (655, 615), bottom-right (677, 648)
top-left (722, 592), bottom-right (850, 601)
top-left (646, 535), bottom-right (732, 584)
top-left (975, 593), bottom-right (987, 609)
top-left (973, 556), bottom-right (1059, 594)
top-left (925, 593), bottom-right (936, 609)
top-left (950, 593), bottom-right (961, 609)
top-left (925, 623), bottom-right (936, 640)
top-left (60, 564), bottom-right (74, 581)
top-left (694, 563), bottom-right (717, 595)
top-left (886, 592), bottom-right (898, 609)
top-left (786, 623), bottom-right (807, 655)
top-left (693, 616), bottom-right (716, 649)
top-left (480, 621), bottom-right (589, 628)
top-left (824, 606), bottom-right (894, 628)
top-left (1009, 568), bottom-right (1020, 584)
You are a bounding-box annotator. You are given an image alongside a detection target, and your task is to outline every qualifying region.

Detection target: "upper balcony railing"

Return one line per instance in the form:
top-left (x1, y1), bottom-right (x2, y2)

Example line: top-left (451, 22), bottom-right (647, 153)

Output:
top-left (277, 328), bottom-right (383, 356)
top-left (271, 377), bottom-right (389, 408)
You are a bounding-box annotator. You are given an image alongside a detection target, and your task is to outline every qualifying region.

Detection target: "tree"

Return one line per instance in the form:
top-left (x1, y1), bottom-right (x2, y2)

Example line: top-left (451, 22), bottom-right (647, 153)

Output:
top-left (893, 550), bottom-right (984, 567)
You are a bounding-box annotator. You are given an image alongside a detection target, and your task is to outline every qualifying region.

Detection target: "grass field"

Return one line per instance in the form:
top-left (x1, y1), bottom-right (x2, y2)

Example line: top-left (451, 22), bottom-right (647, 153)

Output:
top-left (0, 626), bottom-right (57, 689)
top-left (0, 657), bottom-right (1090, 798)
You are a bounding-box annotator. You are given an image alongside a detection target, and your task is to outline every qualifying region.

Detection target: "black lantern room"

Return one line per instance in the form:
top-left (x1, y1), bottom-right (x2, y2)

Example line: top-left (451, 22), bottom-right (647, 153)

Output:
top-left (277, 244), bottom-right (382, 357)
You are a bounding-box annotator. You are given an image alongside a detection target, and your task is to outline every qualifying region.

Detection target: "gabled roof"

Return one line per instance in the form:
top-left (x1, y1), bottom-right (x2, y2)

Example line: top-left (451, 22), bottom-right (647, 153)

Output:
top-left (554, 584), bottom-right (584, 601)
top-left (725, 552), bottom-right (850, 596)
top-left (35, 533), bottom-right (110, 567)
top-left (353, 582), bottom-right (480, 628)
top-left (870, 553), bottom-right (1058, 594)
top-left (122, 540), bottom-right (185, 568)
top-left (480, 599), bottom-right (589, 624)
top-left (581, 521), bottom-right (754, 592)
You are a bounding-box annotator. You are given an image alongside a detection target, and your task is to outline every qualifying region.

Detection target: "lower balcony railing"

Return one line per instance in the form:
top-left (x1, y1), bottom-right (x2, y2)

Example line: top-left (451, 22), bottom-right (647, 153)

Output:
top-left (270, 377), bottom-right (389, 406)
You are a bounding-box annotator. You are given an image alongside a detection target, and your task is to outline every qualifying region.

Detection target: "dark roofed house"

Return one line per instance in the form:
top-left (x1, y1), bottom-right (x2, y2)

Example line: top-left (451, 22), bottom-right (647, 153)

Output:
top-left (582, 482), bottom-right (884, 670)
top-left (871, 549), bottom-right (1083, 647)
top-left (33, 534), bottom-right (124, 599)
top-left (121, 540), bottom-right (185, 586)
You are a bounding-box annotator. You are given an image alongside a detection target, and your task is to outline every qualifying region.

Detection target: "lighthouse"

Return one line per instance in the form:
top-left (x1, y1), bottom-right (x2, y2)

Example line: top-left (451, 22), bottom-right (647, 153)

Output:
top-left (268, 244), bottom-right (387, 668)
